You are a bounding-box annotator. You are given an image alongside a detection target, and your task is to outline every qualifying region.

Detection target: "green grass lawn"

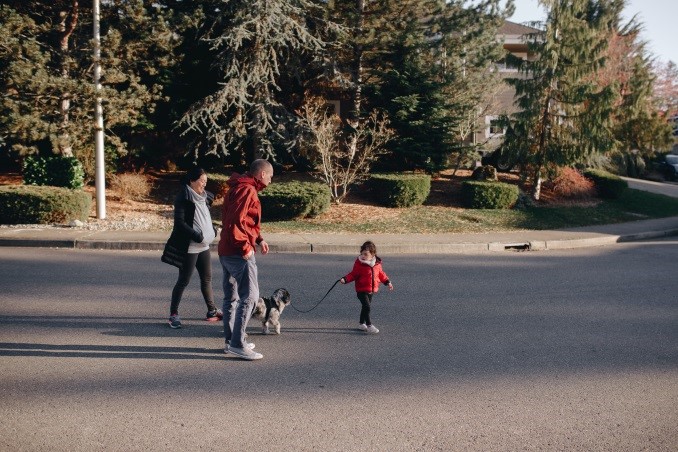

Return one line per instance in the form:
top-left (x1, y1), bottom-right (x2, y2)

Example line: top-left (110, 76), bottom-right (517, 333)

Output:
top-left (262, 189), bottom-right (678, 234)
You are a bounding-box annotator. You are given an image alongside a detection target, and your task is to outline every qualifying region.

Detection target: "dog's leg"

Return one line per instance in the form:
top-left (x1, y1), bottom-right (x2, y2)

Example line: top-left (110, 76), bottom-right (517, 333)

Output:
top-left (270, 313), bottom-right (281, 335)
top-left (262, 321), bottom-right (270, 335)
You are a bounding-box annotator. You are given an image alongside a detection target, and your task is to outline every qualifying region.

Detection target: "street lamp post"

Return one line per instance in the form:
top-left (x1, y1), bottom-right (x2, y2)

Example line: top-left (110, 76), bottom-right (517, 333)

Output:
top-left (93, 0), bottom-right (106, 219)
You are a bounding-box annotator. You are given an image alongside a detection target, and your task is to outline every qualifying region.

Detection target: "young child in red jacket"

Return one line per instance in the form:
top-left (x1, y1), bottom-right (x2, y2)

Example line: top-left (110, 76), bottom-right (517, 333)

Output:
top-left (340, 241), bottom-right (394, 334)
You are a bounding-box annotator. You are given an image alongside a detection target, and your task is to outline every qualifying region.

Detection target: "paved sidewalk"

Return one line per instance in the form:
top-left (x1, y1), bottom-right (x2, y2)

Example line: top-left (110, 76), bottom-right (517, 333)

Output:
top-left (1, 215), bottom-right (677, 254)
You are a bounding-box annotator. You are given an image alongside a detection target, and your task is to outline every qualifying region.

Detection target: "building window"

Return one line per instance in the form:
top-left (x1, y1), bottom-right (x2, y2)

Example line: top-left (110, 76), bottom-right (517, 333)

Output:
top-left (486, 116), bottom-right (505, 137)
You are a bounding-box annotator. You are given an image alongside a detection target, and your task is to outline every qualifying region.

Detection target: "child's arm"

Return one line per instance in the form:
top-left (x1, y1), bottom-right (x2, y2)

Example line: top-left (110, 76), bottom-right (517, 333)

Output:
top-left (379, 267), bottom-right (393, 290)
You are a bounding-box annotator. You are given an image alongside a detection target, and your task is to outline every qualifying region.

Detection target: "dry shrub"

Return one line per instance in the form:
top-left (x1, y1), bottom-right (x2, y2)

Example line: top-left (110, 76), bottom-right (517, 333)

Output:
top-left (109, 172), bottom-right (152, 202)
top-left (549, 167), bottom-right (596, 200)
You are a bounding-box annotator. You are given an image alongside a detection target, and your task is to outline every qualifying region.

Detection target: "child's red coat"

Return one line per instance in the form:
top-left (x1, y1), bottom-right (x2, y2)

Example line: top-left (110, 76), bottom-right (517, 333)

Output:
top-left (342, 257), bottom-right (391, 293)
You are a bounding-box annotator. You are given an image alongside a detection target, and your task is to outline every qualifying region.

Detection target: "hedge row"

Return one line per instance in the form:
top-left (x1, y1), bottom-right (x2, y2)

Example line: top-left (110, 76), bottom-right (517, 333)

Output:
top-left (582, 169), bottom-right (628, 199)
top-left (23, 156), bottom-right (85, 189)
top-left (369, 174), bottom-right (431, 207)
top-left (0, 185), bottom-right (91, 224)
top-left (461, 181), bottom-right (519, 209)
top-left (259, 182), bottom-right (331, 221)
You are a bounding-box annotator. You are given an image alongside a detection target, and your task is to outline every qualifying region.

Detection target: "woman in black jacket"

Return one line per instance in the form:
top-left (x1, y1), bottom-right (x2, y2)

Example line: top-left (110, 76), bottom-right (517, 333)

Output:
top-left (161, 167), bottom-right (221, 328)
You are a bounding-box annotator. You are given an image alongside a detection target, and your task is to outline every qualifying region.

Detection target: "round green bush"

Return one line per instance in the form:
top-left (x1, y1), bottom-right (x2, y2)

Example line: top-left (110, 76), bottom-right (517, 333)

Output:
top-left (259, 182), bottom-right (331, 221)
top-left (0, 185), bottom-right (92, 224)
top-left (461, 181), bottom-right (519, 209)
top-left (369, 174), bottom-right (431, 208)
top-left (582, 169), bottom-right (628, 199)
top-left (22, 155), bottom-right (85, 189)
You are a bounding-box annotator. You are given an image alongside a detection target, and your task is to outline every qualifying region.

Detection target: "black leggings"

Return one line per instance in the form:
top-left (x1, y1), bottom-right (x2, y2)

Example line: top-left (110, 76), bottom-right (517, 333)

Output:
top-left (170, 249), bottom-right (215, 315)
top-left (357, 292), bottom-right (373, 325)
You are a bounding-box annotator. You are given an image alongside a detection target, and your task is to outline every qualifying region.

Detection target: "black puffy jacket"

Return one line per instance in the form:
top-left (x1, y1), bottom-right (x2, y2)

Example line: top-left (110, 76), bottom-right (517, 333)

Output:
top-left (161, 185), bottom-right (215, 268)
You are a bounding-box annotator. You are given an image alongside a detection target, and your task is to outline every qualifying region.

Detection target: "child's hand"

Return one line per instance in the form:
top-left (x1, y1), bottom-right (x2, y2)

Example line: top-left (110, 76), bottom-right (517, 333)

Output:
top-left (388, 282), bottom-right (394, 291)
top-left (340, 277), bottom-right (346, 284)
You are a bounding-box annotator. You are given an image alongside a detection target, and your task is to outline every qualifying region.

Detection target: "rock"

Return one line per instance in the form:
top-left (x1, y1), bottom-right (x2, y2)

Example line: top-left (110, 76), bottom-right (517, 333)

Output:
top-left (69, 219), bottom-right (85, 228)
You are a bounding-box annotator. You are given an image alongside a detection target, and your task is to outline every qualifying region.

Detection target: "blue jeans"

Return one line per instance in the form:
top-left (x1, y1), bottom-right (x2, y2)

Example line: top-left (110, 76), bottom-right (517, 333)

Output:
top-left (220, 255), bottom-right (259, 349)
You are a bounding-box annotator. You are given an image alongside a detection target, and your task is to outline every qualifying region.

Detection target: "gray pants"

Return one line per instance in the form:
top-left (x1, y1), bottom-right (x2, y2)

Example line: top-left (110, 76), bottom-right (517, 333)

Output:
top-left (220, 255), bottom-right (259, 349)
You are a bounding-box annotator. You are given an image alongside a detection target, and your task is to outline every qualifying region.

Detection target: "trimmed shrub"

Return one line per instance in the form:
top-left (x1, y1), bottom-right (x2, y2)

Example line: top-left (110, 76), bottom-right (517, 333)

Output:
top-left (259, 182), bottom-right (331, 221)
top-left (583, 169), bottom-right (628, 199)
top-left (470, 165), bottom-right (498, 181)
top-left (22, 155), bottom-right (85, 189)
top-left (0, 185), bottom-right (91, 224)
top-left (109, 172), bottom-right (152, 201)
top-left (369, 174), bottom-right (431, 208)
top-left (548, 167), bottom-right (596, 200)
top-left (461, 181), bottom-right (519, 209)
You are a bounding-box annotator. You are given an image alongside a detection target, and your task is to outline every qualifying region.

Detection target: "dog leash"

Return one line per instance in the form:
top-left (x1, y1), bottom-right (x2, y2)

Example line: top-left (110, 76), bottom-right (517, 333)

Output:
top-left (290, 279), bottom-right (341, 313)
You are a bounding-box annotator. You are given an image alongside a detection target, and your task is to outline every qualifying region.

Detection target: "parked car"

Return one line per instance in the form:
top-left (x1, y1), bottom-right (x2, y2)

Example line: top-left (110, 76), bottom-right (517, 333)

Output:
top-left (659, 154), bottom-right (678, 181)
top-left (480, 147), bottom-right (514, 172)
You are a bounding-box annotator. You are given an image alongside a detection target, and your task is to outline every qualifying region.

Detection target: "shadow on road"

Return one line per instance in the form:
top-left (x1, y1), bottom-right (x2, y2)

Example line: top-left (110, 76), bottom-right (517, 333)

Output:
top-left (0, 341), bottom-right (224, 360)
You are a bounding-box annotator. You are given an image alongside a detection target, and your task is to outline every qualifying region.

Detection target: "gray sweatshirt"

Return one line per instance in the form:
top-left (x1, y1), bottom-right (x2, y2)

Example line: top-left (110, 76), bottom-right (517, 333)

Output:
top-left (186, 185), bottom-right (215, 254)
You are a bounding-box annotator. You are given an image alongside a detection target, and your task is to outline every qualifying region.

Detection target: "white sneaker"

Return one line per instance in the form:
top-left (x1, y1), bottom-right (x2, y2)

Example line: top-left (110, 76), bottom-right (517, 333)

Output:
top-left (227, 345), bottom-right (263, 360)
top-left (358, 324), bottom-right (368, 332)
top-left (365, 324), bottom-right (379, 334)
top-left (224, 342), bottom-right (255, 354)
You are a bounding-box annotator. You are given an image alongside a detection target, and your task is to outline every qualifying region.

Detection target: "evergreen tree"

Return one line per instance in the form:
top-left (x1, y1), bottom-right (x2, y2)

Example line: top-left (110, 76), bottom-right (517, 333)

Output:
top-left (178, 0), bottom-right (333, 163)
top-left (0, 1), bottom-right (185, 176)
top-left (587, 3), bottom-right (672, 175)
top-left (437, 0), bottom-right (512, 173)
top-left (504, 0), bottom-right (618, 199)
top-left (363, 0), bottom-right (450, 172)
top-left (330, 0), bottom-right (511, 173)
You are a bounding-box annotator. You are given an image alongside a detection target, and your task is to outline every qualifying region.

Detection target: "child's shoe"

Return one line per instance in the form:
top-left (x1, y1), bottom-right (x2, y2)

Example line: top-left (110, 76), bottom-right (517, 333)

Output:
top-left (358, 323), bottom-right (368, 332)
top-left (205, 308), bottom-right (223, 322)
top-left (168, 314), bottom-right (182, 329)
top-left (365, 324), bottom-right (379, 334)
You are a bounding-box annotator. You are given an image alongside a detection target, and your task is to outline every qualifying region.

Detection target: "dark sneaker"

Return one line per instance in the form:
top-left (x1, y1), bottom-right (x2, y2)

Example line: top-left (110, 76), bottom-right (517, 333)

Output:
top-left (205, 309), bottom-right (223, 322)
top-left (168, 314), bottom-right (182, 329)
top-left (227, 345), bottom-right (263, 360)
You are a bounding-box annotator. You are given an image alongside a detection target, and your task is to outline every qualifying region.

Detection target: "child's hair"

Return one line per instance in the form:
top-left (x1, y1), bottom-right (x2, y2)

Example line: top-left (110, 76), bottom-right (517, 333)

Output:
top-left (361, 241), bottom-right (376, 255)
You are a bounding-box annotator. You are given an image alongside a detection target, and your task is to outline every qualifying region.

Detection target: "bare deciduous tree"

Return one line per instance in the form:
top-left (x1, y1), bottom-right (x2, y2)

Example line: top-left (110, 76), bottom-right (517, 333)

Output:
top-left (295, 97), bottom-right (393, 203)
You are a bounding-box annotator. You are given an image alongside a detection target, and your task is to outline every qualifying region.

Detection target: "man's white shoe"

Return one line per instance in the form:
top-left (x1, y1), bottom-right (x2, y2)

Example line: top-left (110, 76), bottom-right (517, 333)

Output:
top-left (224, 342), bottom-right (255, 354)
top-left (365, 324), bottom-right (379, 334)
top-left (358, 324), bottom-right (368, 332)
top-left (227, 345), bottom-right (263, 360)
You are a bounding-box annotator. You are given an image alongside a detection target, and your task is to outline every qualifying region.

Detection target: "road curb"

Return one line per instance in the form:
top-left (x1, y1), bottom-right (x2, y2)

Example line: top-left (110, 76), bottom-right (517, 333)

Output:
top-left (1, 225), bottom-right (677, 253)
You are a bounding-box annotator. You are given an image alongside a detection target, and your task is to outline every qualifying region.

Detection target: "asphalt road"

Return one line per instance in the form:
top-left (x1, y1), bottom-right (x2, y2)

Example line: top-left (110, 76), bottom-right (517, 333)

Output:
top-left (1, 241), bottom-right (677, 451)
top-left (622, 176), bottom-right (678, 198)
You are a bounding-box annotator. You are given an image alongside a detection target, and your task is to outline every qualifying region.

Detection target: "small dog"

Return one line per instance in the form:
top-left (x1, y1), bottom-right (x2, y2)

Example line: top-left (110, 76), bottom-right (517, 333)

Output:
top-left (251, 288), bottom-right (291, 334)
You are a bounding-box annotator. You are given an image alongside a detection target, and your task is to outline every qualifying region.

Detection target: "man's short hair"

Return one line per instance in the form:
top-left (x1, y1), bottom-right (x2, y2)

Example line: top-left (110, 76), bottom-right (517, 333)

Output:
top-left (250, 159), bottom-right (272, 174)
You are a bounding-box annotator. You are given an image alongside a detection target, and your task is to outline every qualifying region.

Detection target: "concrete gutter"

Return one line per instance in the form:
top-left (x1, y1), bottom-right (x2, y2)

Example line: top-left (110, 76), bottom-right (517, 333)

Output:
top-left (1, 215), bottom-right (677, 254)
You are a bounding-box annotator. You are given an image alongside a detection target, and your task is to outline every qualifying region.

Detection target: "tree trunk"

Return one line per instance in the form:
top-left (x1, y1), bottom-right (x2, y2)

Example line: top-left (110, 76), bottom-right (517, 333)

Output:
top-left (57, 0), bottom-right (79, 157)
top-left (347, 0), bottom-right (365, 157)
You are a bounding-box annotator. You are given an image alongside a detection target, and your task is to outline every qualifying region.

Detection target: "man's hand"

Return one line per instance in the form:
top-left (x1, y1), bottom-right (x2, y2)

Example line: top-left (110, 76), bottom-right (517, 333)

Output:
top-left (243, 249), bottom-right (254, 260)
top-left (259, 240), bottom-right (269, 255)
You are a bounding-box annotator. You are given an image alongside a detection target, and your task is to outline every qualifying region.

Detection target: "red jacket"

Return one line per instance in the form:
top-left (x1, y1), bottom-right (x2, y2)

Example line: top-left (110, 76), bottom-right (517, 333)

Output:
top-left (343, 257), bottom-right (391, 293)
top-left (218, 172), bottom-right (266, 257)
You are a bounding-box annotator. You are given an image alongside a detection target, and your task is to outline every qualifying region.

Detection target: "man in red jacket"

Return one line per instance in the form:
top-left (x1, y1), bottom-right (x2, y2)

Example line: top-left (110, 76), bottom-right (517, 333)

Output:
top-left (219, 159), bottom-right (273, 360)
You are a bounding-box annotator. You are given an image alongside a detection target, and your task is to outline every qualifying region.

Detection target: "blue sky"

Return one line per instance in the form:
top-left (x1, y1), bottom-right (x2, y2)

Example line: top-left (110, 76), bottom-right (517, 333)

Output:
top-left (504, 0), bottom-right (677, 65)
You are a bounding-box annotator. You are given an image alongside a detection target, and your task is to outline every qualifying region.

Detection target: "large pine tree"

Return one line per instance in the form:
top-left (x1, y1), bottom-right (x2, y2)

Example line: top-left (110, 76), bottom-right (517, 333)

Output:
top-left (178, 0), bottom-right (333, 163)
top-left (504, 0), bottom-right (618, 199)
top-left (0, 1), bottom-right (185, 175)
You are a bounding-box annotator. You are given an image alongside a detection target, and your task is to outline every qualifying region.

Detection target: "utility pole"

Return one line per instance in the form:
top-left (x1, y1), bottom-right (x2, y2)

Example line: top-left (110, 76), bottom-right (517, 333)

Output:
top-left (93, 0), bottom-right (106, 218)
